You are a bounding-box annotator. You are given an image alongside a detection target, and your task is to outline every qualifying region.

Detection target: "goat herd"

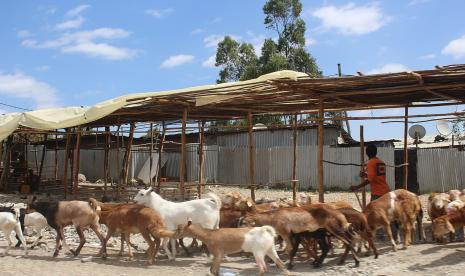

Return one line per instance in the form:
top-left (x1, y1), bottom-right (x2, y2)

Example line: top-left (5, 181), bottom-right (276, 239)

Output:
top-left (1, 187), bottom-right (465, 275)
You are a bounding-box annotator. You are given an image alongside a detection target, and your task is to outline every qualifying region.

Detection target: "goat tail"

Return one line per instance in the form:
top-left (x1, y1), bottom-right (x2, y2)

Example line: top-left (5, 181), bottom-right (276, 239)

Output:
top-left (205, 192), bottom-right (222, 210)
top-left (88, 198), bottom-right (101, 212)
top-left (151, 227), bottom-right (176, 238)
top-left (260, 225), bottom-right (277, 238)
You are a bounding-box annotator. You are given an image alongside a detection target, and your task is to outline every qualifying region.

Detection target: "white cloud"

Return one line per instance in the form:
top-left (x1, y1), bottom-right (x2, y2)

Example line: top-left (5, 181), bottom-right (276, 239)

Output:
top-left (161, 55), bottom-right (194, 68)
top-left (312, 3), bottom-right (389, 35)
top-left (145, 8), bottom-right (173, 18)
top-left (17, 30), bottom-right (32, 38)
top-left (209, 17), bottom-right (222, 24)
top-left (55, 16), bottom-right (85, 30)
top-left (191, 28), bottom-right (205, 35)
top-left (420, 53), bottom-right (436, 59)
top-left (0, 108), bottom-right (6, 114)
top-left (305, 37), bottom-right (317, 46)
top-left (442, 35), bottom-right (465, 59)
top-left (366, 63), bottom-right (409, 75)
top-left (65, 5), bottom-right (90, 17)
top-left (21, 28), bottom-right (137, 60)
top-left (202, 55), bottom-right (216, 68)
top-left (204, 34), bottom-right (241, 48)
top-left (62, 41), bottom-right (137, 60)
top-left (408, 0), bottom-right (430, 6)
top-left (0, 72), bottom-right (59, 109)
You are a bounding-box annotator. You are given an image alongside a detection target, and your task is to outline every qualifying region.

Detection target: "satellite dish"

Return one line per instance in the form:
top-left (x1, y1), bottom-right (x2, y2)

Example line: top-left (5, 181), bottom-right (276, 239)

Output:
top-left (408, 124), bottom-right (426, 139)
top-left (436, 120), bottom-right (453, 136)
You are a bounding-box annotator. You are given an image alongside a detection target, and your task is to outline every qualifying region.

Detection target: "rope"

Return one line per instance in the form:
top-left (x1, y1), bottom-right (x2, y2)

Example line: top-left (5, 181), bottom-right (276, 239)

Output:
top-left (323, 160), bottom-right (408, 168)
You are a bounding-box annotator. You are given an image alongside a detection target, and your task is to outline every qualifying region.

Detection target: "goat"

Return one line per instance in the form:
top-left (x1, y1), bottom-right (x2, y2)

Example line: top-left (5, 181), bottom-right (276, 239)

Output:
top-left (175, 220), bottom-right (290, 276)
top-left (432, 208), bottom-right (465, 240)
top-left (363, 189), bottom-right (426, 251)
top-left (133, 187), bottom-right (221, 260)
top-left (14, 209), bottom-right (48, 249)
top-left (89, 198), bottom-right (175, 264)
top-left (0, 206), bottom-right (28, 256)
top-left (26, 196), bottom-right (107, 258)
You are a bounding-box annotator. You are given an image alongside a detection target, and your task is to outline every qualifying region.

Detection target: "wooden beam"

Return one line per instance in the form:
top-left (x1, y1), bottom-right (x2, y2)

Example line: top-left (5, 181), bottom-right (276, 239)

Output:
top-left (122, 123), bottom-right (135, 192)
top-left (360, 126), bottom-right (366, 208)
top-left (72, 127), bottom-right (82, 197)
top-left (54, 133), bottom-right (58, 181)
top-left (103, 126), bottom-right (110, 196)
top-left (306, 111), bottom-right (465, 122)
top-left (248, 111), bottom-right (256, 202)
top-left (0, 136), bottom-right (13, 191)
top-left (116, 125), bottom-right (121, 199)
top-left (156, 121), bottom-right (166, 193)
top-left (180, 109), bottom-right (188, 201)
top-left (292, 113), bottom-right (298, 201)
top-left (38, 134), bottom-right (47, 181)
top-left (403, 107), bottom-right (409, 190)
top-left (62, 129), bottom-right (71, 199)
top-left (317, 99), bottom-right (325, 203)
top-left (149, 123), bottom-right (154, 187)
top-left (198, 120), bottom-right (205, 199)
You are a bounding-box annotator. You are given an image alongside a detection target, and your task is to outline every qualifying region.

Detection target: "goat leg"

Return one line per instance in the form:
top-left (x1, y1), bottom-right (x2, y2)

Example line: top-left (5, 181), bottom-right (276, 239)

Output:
top-left (266, 247), bottom-right (290, 276)
top-left (314, 237), bottom-right (329, 268)
top-left (287, 234), bottom-right (300, 270)
top-left (90, 223), bottom-right (107, 259)
top-left (70, 226), bottom-right (86, 257)
top-left (178, 238), bottom-right (192, 257)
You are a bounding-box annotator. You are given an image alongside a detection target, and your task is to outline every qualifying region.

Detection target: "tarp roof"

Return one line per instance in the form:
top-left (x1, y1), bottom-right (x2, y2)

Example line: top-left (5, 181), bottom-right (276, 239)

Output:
top-left (2, 64), bottom-right (465, 142)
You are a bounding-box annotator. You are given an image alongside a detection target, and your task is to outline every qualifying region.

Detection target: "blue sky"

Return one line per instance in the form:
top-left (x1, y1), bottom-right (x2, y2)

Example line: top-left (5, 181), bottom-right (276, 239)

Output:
top-left (1, 0), bottom-right (464, 140)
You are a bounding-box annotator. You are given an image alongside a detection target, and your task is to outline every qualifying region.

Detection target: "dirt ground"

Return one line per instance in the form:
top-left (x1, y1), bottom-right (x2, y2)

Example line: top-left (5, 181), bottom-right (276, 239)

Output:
top-left (1, 188), bottom-right (465, 276)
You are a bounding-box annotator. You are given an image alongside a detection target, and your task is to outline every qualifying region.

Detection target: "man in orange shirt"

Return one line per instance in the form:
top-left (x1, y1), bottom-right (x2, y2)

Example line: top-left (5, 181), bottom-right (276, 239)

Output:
top-left (350, 144), bottom-right (390, 201)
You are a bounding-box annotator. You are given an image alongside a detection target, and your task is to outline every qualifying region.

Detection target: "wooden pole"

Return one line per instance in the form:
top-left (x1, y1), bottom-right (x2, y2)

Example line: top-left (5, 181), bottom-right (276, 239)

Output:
top-left (360, 126), bottom-right (366, 207)
top-left (149, 123), bottom-right (154, 187)
top-left (317, 99), bottom-right (325, 203)
top-left (122, 123), bottom-right (135, 188)
top-left (157, 121), bottom-right (166, 193)
top-left (180, 109), bottom-right (188, 201)
top-left (116, 125), bottom-right (121, 199)
top-left (198, 120), bottom-right (205, 199)
top-left (292, 113), bottom-right (298, 201)
top-left (72, 127), bottom-right (82, 196)
top-left (62, 130), bottom-right (71, 199)
top-left (38, 134), bottom-right (47, 181)
top-left (54, 133), bottom-right (58, 181)
top-left (104, 126), bottom-right (110, 196)
top-left (403, 106), bottom-right (409, 190)
top-left (248, 111), bottom-right (255, 202)
top-left (0, 136), bottom-right (13, 191)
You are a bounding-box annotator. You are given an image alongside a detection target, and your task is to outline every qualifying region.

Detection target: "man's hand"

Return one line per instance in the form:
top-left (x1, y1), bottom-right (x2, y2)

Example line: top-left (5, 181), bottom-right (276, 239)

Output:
top-left (350, 185), bottom-right (360, 191)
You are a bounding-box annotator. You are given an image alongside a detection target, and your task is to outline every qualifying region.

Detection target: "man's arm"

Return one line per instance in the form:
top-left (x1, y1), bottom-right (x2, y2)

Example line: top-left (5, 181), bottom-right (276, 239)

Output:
top-left (350, 179), bottom-right (369, 191)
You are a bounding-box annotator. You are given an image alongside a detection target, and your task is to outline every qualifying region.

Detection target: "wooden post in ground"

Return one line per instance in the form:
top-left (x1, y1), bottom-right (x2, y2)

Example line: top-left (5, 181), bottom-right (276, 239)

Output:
top-left (360, 125), bottom-right (366, 208)
top-left (403, 106), bottom-right (409, 190)
top-left (292, 113), bottom-right (298, 201)
top-left (103, 126), bottom-right (110, 196)
top-left (317, 99), bottom-right (325, 203)
top-left (116, 125), bottom-right (121, 199)
top-left (72, 127), bottom-right (82, 197)
top-left (62, 130), bottom-right (71, 198)
top-left (198, 120), bottom-right (205, 199)
top-left (0, 136), bottom-right (13, 191)
top-left (54, 133), bottom-right (58, 181)
top-left (122, 123), bottom-right (135, 195)
top-left (180, 109), bottom-right (188, 201)
top-left (248, 111), bottom-right (256, 202)
top-left (149, 123), bottom-right (154, 187)
top-left (157, 121), bottom-right (166, 193)
top-left (38, 134), bottom-right (47, 181)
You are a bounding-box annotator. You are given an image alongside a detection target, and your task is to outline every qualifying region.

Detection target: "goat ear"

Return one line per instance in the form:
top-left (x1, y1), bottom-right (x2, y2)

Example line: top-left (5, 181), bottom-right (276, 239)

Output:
top-left (146, 187), bottom-right (153, 193)
top-left (187, 219), bottom-right (192, 226)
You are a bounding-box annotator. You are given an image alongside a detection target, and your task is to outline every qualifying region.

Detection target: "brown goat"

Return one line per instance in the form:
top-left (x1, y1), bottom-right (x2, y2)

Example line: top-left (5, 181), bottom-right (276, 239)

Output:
top-left (89, 198), bottom-right (175, 264)
top-left (363, 189), bottom-right (425, 251)
top-left (432, 208), bottom-right (465, 240)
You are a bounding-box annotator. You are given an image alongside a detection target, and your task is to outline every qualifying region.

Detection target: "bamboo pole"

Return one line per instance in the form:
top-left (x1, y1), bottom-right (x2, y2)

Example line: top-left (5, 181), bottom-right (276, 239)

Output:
top-left (317, 99), bottom-right (325, 203)
top-left (63, 130), bottom-right (71, 199)
top-left (103, 126), bottom-right (110, 196)
top-left (116, 125), bottom-right (121, 199)
top-left (54, 133), bottom-right (58, 181)
top-left (360, 126), bottom-right (366, 208)
top-left (157, 121), bottom-right (166, 193)
top-left (72, 127), bottom-right (82, 196)
top-left (403, 107), bottom-right (409, 190)
top-left (122, 123), bottom-right (135, 190)
top-left (180, 109), bottom-right (188, 201)
top-left (198, 120), bottom-right (205, 199)
top-left (38, 134), bottom-right (47, 181)
top-left (149, 123), bottom-right (154, 187)
top-left (292, 113), bottom-right (298, 201)
top-left (248, 111), bottom-right (255, 202)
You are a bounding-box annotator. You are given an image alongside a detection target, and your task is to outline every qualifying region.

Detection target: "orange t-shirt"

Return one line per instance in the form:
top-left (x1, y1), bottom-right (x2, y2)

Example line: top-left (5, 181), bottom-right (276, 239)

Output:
top-left (366, 157), bottom-right (390, 196)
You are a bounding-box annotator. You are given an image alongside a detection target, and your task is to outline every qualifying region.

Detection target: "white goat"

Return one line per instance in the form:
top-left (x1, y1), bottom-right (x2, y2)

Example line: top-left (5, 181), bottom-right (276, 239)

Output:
top-left (16, 211), bottom-right (49, 249)
top-left (133, 187), bottom-right (221, 260)
top-left (0, 209), bottom-right (28, 256)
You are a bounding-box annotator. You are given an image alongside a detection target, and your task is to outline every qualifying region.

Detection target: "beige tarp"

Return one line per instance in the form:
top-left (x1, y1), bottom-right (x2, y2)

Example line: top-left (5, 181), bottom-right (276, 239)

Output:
top-left (0, 70), bottom-right (305, 142)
